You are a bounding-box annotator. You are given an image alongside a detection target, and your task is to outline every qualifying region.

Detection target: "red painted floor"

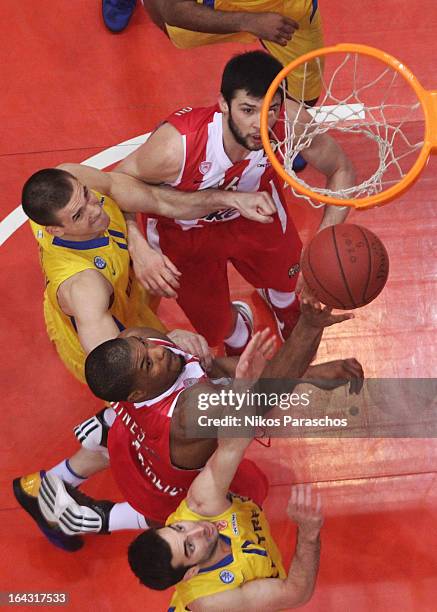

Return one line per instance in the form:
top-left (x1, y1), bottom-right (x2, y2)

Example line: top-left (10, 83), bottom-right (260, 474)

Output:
top-left (1, 1), bottom-right (437, 611)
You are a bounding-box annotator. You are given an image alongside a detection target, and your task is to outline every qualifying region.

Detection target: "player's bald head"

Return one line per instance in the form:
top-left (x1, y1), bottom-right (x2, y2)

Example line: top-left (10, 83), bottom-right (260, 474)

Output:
top-left (85, 337), bottom-right (137, 402)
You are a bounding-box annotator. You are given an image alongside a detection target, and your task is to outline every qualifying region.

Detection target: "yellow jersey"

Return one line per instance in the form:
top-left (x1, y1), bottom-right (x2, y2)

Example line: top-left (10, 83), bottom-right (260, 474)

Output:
top-left (166, 494), bottom-right (285, 611)
top-left (29, 192), bottom-right (164, 383)
top-left (165, 0), bottom-right (323, 101)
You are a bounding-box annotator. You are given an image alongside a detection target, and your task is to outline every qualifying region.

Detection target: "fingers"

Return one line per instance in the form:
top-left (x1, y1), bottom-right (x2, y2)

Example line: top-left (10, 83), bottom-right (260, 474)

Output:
top-left (282, 16), bottom-right (299, 31)
top-left (274, 19), bottom-right (298, 46)
top-left (343, 358), bottom-right (364, 395)
top-left (168, 330), bottom-right (213, 369)
top-left (133, 252), bottom-right (181, 298)
top-left (249, 210), bottom-right (275, 224)
top-left (288, 484), bottom-right (322, 515)
top-left (195, 335), bottom-right (213, 371)
top-left (145, 273), bottom-right (179, 298)
top-left (257, 192), bottom-right (277, 215)
top-left (242, 328), bottom-right (275, 362)
top-left (163, 255), bottom-right (181, 278)
top-left (237, 192), bottom-right (276, 224)
top-left (258, 327), bottom-right (276, 359)
top-left (330, 311), bottom-right (355, 324)
top-left (240, 330), bottom-right (262, 364)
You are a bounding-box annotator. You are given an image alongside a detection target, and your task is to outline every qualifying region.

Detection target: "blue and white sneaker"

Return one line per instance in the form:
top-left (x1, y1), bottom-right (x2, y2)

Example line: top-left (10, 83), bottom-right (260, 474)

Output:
top-left (102, 0), bottom-right (137, 33)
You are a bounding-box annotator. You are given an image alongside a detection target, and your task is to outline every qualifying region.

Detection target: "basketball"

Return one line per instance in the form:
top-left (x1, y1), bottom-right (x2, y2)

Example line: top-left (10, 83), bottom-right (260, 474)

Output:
top-left (301, 223), bottom-right (389, 309)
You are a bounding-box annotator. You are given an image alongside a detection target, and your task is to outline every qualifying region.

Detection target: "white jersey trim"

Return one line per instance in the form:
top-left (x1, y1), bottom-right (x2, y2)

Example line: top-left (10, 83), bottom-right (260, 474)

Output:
top-left (170, 133), bottom-right (187, 188)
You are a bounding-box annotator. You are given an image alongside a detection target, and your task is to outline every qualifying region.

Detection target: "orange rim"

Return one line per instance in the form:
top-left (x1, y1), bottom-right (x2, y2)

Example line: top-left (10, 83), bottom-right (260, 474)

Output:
top-left (260, 43), bottom-right (436, 209)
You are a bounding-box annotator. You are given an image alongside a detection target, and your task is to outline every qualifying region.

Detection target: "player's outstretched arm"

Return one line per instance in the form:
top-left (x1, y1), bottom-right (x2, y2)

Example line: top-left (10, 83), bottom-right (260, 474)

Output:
top-left (260, 300), bottom-right (354, 382)
top-left (58, 163), bottom-right (112, 194)
top-left (185, 332), bottom-right (275, 516)
top-left (154, 0), bottom-right (298, 46)
top-left (285, 100), bottom-right (356, 228)
top-left (189, 484), bottom-right (322, 612)
top-left (59, 160), bottom-right (274, 223)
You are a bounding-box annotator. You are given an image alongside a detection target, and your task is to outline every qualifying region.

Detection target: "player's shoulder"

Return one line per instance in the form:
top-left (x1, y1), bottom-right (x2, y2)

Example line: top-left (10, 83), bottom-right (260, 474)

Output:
top-left (166, 104), bottom-right (219, 133)
top-left (59, 267), bottom-right (111, 299)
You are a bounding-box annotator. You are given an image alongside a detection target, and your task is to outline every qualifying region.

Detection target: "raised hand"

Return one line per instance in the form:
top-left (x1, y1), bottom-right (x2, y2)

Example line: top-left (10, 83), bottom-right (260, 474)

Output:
top-left (235, 328), bottom-right (276, 381)
top-left (130, 241), bottom-right (181, 298)
top-left (306, 358), bottom-right (364, 395)
top-left (287, 484), bottom-right (323, 537)
top-left (300, 298), bottom-right (354, 329)
top-left (296, 274), bottom-right (322, 309)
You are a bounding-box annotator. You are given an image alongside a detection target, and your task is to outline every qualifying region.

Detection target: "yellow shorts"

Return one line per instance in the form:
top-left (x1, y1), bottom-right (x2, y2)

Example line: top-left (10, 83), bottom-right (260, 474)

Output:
top-left (44, 280), bottom-right (164, 384)
top-left (165, 0), bottom-right (323, 100)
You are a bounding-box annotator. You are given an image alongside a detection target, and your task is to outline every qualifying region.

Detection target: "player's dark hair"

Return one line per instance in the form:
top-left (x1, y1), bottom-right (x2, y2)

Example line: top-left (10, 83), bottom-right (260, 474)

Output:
top-left (21, 168), bottom-right (75, 226)
top-left (221, 50), bottom-right (284, 105)
top-left (128, 529), bottom-right (193, 590)
top-left (85, 338), bottom-right (138, 402)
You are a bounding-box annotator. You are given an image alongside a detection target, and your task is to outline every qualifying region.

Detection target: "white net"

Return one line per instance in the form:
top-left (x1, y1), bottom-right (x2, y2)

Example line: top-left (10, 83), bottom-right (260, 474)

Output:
top-left (270, 51), bottom-right (426, 208)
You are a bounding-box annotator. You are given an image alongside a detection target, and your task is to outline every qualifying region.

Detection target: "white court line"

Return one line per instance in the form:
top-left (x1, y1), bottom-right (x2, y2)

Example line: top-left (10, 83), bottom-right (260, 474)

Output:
top-left (307, 103), bottom-right (365, 122)
top-left (0, 133), bottom-right (150, 247)
top-left (0, 103), bottom-right (365, 246)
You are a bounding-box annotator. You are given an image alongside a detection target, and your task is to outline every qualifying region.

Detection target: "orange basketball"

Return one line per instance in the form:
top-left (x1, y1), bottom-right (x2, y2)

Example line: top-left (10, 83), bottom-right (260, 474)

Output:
top-left (301, 224), bottom-right (389, 309)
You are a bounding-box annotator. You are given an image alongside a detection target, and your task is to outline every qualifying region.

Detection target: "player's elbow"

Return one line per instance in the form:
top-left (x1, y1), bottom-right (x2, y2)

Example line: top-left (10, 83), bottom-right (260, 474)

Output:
top-left (279, 576), bottom-right (317, 609)
top-left (160, 2), bottom-right (186, 26)
top-left (57, 163), bottom-right (75, 174)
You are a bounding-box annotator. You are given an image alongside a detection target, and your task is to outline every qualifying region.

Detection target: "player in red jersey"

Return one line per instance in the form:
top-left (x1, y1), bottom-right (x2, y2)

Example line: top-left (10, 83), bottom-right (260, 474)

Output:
top-left (116, 51), bottom-right (356, 353)
top-left (37, 302), bottom-right (363, 541)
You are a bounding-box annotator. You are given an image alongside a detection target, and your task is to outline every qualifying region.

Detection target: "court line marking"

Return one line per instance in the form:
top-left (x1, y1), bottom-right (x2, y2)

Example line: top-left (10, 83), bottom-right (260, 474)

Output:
top-left (0, 133), bottom-right (150, 247)
top-left (0, 102), bottom-right (365, 246)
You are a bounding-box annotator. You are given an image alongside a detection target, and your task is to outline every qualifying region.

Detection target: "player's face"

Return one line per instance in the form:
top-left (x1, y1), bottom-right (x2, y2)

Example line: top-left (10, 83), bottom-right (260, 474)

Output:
top-left (226, 90), bottom-right (282, 151)
top-left (52, 178), bottom-right (110, 238)
top-left (125, 335), bottom-right (185, 397)
top-left (160, 521), bottom-right (219, 568)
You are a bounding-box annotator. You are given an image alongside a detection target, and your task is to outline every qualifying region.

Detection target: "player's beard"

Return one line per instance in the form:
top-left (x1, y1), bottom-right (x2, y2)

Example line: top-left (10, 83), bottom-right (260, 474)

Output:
top-left (227, 111), bottom-right (262, 152)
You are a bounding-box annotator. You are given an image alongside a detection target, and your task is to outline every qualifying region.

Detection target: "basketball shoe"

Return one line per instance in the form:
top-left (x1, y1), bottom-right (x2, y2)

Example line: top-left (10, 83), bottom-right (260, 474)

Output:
top-left (13, 472), bottom-right (84, 551)
top-left (224, 301), bottom-right (254, 357)
top-left (38, 474), bottom-right (114, 536)
top-left (102, 0), bottom-right (137, 33)
top-left (292, 153), bottom-right (307, 173)
top-left (257, 289), bottom-right (300, 342)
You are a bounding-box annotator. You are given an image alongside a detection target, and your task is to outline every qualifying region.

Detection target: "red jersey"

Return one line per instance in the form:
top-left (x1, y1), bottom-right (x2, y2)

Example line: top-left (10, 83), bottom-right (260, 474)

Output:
top-left (144, 105), bottom-right (290, 239)
top-left (108, 338), bottom-right (268, 523)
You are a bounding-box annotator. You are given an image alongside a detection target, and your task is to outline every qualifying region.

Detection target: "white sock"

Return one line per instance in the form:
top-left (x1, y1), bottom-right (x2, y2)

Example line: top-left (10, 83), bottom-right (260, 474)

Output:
top-left (47, 459), bottom-right (87, 488)
top-left (224, 312), bottom-right (250, 348)
top-left (267, 288), bottom-right (296, 309)
top-left (108, 502), bottom-right (149, 532)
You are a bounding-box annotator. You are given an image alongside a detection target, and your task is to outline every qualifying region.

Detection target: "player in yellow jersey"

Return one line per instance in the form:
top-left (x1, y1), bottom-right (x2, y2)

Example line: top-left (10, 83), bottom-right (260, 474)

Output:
top-left (126, 329), bottom-right (323, 609)
top-left (143, 0), bottom-right (323, 103)
top-left (14, 164), bottom-right (277, 551)
top-left (22, 164), bottom-right (277, 380)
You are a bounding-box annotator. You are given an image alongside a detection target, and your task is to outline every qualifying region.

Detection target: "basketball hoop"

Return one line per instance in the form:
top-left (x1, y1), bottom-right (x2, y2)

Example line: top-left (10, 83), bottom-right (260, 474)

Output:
top-left (260, 43), bottom-right (437, 210)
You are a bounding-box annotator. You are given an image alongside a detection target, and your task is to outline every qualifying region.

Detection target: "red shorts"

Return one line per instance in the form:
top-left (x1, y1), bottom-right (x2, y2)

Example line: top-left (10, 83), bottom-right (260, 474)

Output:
top-left (108, 420), bottom-right (269, 523)
top-left (147, 213), bottom-right (302, 345)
